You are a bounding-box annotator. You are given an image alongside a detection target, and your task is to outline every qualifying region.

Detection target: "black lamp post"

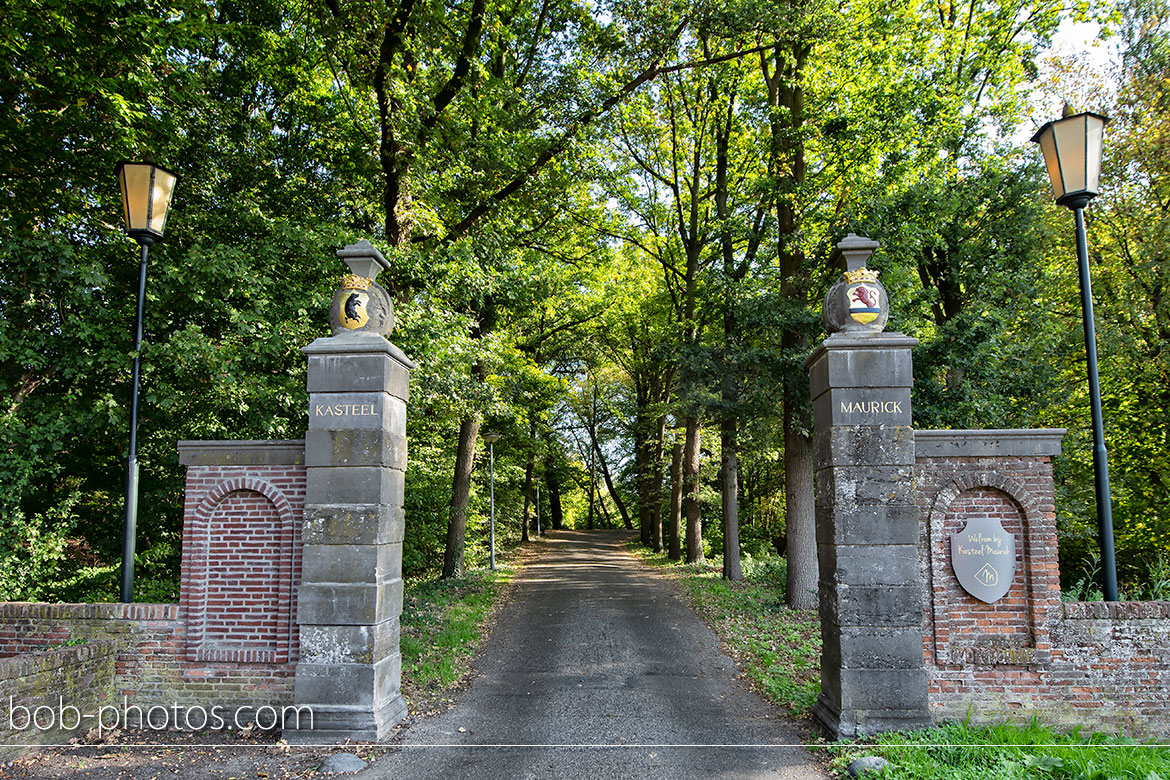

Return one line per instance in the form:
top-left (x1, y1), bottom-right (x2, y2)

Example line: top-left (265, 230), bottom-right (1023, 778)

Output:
top-left (483, 431), bottom-right (501, 570)
top-left (115, 156), bottom-right (179, 603)
top-left (1031, 107), bottom-right (1118, 602)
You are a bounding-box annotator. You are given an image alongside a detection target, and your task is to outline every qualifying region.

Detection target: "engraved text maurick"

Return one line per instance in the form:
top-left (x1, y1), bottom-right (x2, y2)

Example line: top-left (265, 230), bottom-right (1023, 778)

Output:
top-left (839, 400), bottom-right (903, 415)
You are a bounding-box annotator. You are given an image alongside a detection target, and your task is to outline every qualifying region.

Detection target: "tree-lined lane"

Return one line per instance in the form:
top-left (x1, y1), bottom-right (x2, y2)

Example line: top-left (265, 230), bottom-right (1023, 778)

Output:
top-left (366, 530), bottom-right (826, 779)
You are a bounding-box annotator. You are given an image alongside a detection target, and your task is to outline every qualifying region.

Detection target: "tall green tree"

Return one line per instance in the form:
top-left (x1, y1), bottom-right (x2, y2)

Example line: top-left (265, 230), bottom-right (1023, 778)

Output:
top-left (1044, 0), bottom-right (1170, 590)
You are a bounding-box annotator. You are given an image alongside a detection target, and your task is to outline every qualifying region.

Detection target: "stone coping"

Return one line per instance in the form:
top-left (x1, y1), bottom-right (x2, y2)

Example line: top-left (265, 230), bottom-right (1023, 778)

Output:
top-left (0, 641), bottom-right (116, 672)
top-left (804, 332), bottom-right (920, 367)
top-left (914, 429), bottom-right (1066, 458)
top-left (0, 602), bottom-right (180, 620)
top-left (178, 440), bottom-right (305, 467)
top-left (1063, 600), bottom-right (1170, 619)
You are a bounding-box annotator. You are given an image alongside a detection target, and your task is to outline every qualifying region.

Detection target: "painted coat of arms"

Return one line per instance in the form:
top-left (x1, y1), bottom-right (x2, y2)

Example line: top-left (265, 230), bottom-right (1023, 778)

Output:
top-left (845, 268), bottom-right (882, 325)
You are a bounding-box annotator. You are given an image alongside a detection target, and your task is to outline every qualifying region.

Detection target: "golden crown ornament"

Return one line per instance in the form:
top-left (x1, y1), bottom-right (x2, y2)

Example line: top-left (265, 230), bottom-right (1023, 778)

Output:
top-left (822, 234), bottom-right (889, 334)
top-left (843, 267), bottom-right (880, 285)
top-left (341, 274), bottom-right (373, 291)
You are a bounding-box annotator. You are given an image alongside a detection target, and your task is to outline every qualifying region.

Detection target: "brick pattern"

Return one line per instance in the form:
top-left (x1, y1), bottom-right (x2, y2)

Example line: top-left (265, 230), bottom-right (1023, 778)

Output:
top-left (0, 603), bottom-right (179, 657)
top-left (0, 602), bottom-right (295, 717)
top-left (180, 469), bottom-right (304, 664)
top-left (917, 451), bottom-right (1170, 739)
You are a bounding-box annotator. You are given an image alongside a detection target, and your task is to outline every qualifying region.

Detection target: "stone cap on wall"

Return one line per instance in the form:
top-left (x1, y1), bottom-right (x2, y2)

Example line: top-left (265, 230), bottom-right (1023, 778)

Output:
top-left (0, 602), bottom-right (180, 620)
top-left (177, 440), bottom-right (306, 466)
top-left (804, 332), bottom-right (920, 369)
top-left (914, 429), bottom-right (1066, 458)
top-left (1063, 600), bottom-right (1170, 619)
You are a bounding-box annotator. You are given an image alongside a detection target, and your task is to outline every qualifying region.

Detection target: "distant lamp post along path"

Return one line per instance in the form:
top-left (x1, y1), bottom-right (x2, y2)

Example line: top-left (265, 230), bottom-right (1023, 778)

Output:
top-left (115, 155), bottom-right (179, 603)
top-left (483, 431), bottom-right (501, 570)
top-left (1031, 106), bottom-right (1118, 601)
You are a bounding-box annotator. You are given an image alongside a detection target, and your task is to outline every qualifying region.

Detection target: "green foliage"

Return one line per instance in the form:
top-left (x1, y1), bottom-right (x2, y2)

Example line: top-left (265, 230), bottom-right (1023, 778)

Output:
top-left (826, 719), bottom-right (1170, 779)
top-left (858, 159), bottom-right (1060, 430)
top-left (0, 409), bottom-right (83, 601)
top-left (1063, 551), bottom-right (1170, 602)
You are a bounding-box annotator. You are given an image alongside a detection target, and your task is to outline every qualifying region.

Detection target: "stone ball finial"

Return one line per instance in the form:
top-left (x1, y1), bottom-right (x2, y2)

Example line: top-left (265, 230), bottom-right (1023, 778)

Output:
top-left (329, 240), bottom-right (395, 337)
top-left (822, 233), bottom-right (889, 335)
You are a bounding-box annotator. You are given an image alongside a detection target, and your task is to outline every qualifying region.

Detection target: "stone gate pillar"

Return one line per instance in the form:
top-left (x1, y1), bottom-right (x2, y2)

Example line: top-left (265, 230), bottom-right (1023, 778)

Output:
top-left (286, 240), bottom-right (412, 743)
top-left (806, 234), bottom-right (932, 739)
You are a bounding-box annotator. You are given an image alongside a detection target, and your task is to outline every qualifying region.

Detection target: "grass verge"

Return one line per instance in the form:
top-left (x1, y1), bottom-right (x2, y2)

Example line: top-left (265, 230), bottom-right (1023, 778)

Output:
top-left (399, 563), bottom-right (516, 717)
top-left (827, 718), bottom-right (1170, 779)
top-left (626, 543), bottom-right (820, 716)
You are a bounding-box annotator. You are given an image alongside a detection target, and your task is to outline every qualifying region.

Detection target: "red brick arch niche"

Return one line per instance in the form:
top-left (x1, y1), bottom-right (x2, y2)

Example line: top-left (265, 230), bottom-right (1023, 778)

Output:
top-left (925, 474), bottom-right (1049, 667)
top-left (178, 442), bottom-right (306, 665)
top-left (914, 431), bottom-right (1066, 691)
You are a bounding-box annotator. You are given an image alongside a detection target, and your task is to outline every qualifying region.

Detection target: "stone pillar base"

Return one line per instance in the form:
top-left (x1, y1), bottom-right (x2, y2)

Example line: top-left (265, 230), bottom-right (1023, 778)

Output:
top-left (283, 698), bottom-right (408, 744)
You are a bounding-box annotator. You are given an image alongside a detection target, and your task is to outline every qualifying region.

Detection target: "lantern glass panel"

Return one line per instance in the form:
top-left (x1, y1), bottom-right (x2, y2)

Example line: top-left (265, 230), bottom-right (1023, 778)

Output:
top-left (1084, 114), bottom-right (1106, 194)
top-left (1053, 115), bottom-right (1089, 195)
top-left (148, 168), bottom-right (178, 236)
top-left (1037, 130), bottom-right (1064, 200)
top-left (118, 163), bottom-right (154, 233)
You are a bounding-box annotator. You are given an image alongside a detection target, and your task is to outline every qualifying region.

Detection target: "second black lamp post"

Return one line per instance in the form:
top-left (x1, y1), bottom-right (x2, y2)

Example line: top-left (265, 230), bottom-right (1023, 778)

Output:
top-left (1031, 107), bottom-right (1118, 602)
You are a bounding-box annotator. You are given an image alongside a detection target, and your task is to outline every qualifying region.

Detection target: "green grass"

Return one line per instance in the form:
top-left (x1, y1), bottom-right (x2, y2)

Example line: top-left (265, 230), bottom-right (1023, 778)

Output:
top-left (827, 719), bottom-right (1170, 779)
top-left (399, 564), bottom-right (515, 716)
top-left (626, 543), bottom-right (821, 715)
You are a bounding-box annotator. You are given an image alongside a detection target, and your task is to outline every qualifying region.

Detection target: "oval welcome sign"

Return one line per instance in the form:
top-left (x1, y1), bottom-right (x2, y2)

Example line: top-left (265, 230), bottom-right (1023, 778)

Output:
top-left (950, 517), bottom-right (1016, 603)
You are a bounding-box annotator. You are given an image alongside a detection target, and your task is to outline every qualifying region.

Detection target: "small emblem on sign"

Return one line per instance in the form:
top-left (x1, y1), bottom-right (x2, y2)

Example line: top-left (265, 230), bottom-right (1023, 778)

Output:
top-left (950, 516), bottom-right (1015, 603)
top-left (974, 563), bottom-right (999, 587)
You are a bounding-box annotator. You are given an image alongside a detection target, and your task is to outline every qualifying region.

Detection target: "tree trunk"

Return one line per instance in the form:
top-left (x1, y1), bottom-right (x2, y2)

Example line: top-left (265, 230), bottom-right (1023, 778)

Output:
top-left (668, 441), bottom-right (683, 561)
top-left (442, 415), bottom-right (480, 578)
top-left (590, 425), bottom-right (633, 529)
top-left (597, 491), bottom-right (615, 527)
top-left (784, 412), bottom-right (817, 608)
top-left (636, 413), bottom-right (653, 545)
top-left (587, 382), bottom-right (597, 530)
top-left (545, 453), bottom-right (564, 529)
top-left (650, 415), bottom-right (665, 553)
top-left (721, 415), bottom-right (743, 581)
top-left (683, 416), bottom-right (703, 563)
top-left (521, 453), bottom-right (533, 543)
top-left (522, 418), bottom-right (537, 541)
top-left (762, 41), bottom-right (817, 607)
top-left (587, 431), bottom-right (595, 531)
top-left (716, 89), bottom-right (744, 582)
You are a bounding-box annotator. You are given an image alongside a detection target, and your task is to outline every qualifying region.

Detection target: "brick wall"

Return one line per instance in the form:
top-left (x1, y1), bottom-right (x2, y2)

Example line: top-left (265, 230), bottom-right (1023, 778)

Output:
top-left (0, 603), bottom-right (298, 733)
top-left (917, 430), bottom-right (1170, 739)
top-left (0, 441), bottom-right (306, 745)
top-left (0, 642), bottom-right (118, 760)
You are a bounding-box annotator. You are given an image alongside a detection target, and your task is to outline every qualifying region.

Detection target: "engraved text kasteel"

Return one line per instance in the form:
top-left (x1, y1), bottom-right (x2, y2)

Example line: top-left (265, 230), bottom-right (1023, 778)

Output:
top-left (313, 403), bottom-right (379, 417)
